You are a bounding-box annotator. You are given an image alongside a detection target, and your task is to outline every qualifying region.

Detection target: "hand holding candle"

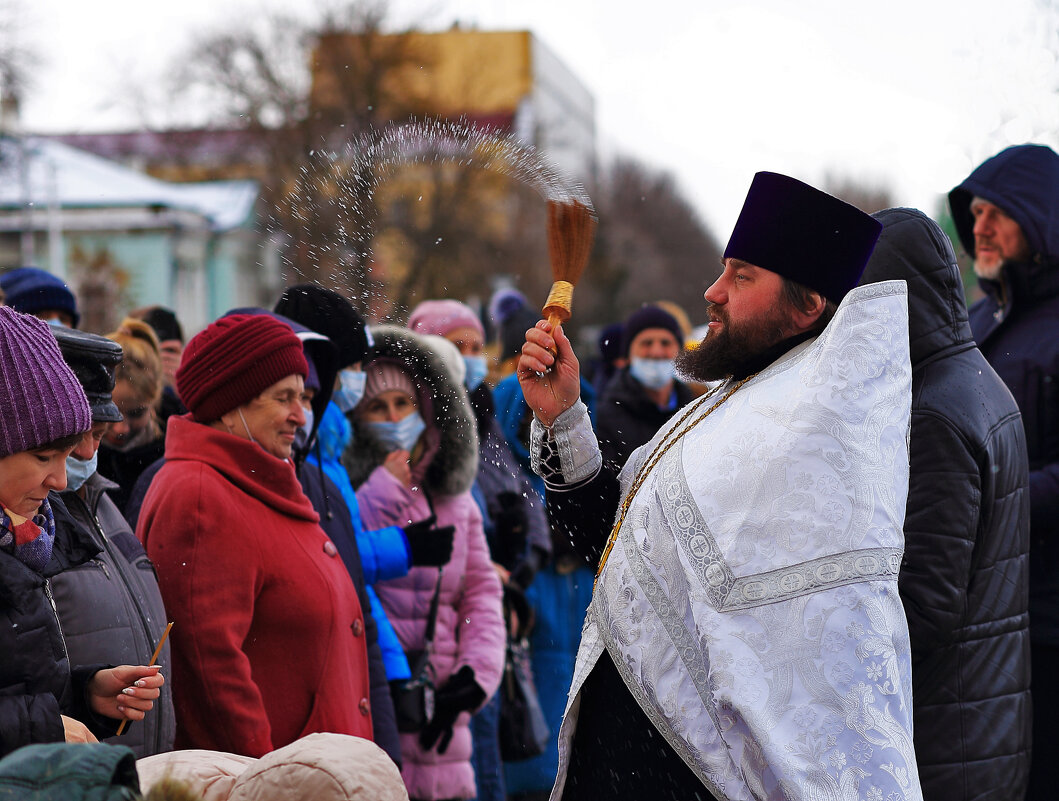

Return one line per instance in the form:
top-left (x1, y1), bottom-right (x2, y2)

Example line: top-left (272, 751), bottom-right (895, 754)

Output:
top-left (111, 621), bottom-right (172, 735)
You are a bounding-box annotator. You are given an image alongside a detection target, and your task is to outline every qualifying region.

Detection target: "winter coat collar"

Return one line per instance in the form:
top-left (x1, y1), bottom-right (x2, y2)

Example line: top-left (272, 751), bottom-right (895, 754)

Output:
top-left (165, 415), bottom-right (319, 522)
top-left (977, 254), bottom-right (1059, 324)
top-left (69, 472), bottom-right (122, 518)
top-left (0, 495), bottom-right (99, 612)
top-left (343, 326), bottom-right (478, 497)
top-left (861, 207), bottom-right (975, 368)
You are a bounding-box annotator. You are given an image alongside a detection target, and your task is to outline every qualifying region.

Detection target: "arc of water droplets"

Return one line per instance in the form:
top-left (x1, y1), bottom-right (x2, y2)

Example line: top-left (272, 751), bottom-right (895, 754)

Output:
top-left (310, 117), bottom-right (594, 210)
top-left (290, 117), bottom-right (595, 300)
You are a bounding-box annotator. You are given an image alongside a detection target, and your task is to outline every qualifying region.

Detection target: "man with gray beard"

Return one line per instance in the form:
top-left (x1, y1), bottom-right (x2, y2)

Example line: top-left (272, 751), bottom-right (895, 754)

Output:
top-left (949, 143), bottom-right (1059, 799)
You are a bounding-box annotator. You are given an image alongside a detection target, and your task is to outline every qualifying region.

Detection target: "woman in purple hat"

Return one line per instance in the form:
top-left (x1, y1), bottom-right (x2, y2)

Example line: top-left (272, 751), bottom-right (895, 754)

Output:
top-left (0, 306), bottom-right (164, 757)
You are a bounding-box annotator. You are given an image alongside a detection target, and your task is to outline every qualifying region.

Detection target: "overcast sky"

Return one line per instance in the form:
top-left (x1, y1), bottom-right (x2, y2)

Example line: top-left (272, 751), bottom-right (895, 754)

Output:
top-left (13, 0), bottom-right (1059, 243)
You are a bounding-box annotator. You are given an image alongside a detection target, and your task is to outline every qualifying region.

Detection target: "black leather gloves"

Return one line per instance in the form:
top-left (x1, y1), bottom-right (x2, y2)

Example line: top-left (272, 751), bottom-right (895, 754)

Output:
top-left (403, 515), bottom-right (455, 567)
top-left (419, 665), bottom-right (486, 753)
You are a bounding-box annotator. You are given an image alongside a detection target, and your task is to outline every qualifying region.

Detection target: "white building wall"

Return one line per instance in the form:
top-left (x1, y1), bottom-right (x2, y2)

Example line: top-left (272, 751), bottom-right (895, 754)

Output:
top-left (528, 35), bottom-right (597, 188)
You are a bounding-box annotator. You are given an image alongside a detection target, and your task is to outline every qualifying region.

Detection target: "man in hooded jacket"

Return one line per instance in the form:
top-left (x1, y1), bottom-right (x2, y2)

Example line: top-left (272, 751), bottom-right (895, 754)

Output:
top-left (860, 207), bottom-right (1030, 800)
top-left (949, 143), bottom-right (1059, 798)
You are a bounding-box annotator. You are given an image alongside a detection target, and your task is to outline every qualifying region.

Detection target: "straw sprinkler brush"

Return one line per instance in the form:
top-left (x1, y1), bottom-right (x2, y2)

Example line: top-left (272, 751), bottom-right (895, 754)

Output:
top-left (542, 200), bottom-right (597, 354)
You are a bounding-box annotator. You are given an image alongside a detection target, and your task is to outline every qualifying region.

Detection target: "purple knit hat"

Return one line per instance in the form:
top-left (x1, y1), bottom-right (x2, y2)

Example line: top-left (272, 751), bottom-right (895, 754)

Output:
top-left (362, 361), bottom-right (418, 408)
top-left (0, 306), bottom-right (92, 457)
top-left (407, 299), bottom-right (485, 339)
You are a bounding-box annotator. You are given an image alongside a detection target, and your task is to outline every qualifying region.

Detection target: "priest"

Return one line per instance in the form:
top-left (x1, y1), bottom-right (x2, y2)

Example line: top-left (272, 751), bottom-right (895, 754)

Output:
top-left (516, 172), bottom-right (923, 801)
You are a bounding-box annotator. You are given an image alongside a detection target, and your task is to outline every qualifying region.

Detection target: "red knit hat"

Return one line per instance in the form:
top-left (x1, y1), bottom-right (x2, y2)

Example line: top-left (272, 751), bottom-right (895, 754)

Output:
top-left (176, 314), bottom-right (308, 423)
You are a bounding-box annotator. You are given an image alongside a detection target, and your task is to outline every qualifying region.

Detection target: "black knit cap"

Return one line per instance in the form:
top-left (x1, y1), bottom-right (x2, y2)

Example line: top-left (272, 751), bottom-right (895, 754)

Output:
top-left (724, 172), bottom-right (882, 304)
top-left (51, 326), bottom-right (124, 423)
top-left (620, 305), bottom-right (683, 357)
top-left (274, 284), bottom-right (370, 368)
top-left (136, 306), bottom-right (184, 344)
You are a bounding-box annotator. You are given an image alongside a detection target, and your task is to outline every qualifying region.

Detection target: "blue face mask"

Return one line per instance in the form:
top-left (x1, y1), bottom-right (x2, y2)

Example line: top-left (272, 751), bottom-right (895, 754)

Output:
top-left (365, 411), bottom-right (427, 453)
top-left (293, 407), bottom-right (314, 452)
top-left (629, 357), bottom-right (677, 390)
top-left (65, 451), bottom-right (98, 492)
top-left (333, 370), bottom-right (367, 414)
top-left (463, 355), bottom-right (488, 392)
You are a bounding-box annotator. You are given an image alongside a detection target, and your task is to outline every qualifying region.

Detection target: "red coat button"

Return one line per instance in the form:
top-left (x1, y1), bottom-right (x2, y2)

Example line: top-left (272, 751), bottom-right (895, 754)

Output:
top-left (359, 698), bottom-right (370, 716)
top-left (351, 619), bottom-right (364, 636)
top-left (323, 541), bottom-right (338, 557)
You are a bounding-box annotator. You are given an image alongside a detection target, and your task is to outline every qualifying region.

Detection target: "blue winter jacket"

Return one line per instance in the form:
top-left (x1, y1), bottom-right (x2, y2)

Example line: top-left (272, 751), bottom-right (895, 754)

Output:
top-left (492, 373), bottom-right (595, 501)
top-left (952, 143), bottom-right (1059, 643)
top-left (307, 403), bottom-right (412, 679)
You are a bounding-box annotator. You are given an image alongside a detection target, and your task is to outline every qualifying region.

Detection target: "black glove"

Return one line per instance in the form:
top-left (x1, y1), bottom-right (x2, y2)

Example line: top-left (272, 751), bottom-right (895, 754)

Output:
top-left (403, 515), bottom-right (455, 567)
top-left (419, 666), bottom-right (486, 753)
top-left (493, 491), bottom-right (529, 570)
top-left (509, 545), bottom-right (546, 591)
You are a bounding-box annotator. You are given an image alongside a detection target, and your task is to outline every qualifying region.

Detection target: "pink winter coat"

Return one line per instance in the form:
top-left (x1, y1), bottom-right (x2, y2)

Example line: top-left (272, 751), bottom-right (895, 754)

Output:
top-left (344, 326), bottom-right (505, 801)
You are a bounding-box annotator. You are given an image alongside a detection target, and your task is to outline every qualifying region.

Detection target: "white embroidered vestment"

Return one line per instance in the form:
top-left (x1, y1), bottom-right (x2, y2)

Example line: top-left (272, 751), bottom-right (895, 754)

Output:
top-left (538, 281), bottom-right (922, 801)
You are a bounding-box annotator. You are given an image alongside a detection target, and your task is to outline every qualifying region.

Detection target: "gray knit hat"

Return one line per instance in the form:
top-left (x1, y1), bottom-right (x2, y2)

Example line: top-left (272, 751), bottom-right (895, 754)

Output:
top-left (0, 306), bottom-right (92, 457)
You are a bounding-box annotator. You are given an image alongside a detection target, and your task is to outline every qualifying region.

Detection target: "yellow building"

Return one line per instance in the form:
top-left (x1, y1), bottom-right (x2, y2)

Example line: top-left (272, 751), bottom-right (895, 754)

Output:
top-left (311, 27), bottom-right (598, 314)
top-left (313, 28), bottom-right (596, 182)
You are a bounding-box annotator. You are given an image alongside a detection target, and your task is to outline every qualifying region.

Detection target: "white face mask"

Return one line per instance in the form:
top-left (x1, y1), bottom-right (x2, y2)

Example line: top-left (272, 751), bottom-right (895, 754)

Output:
top-left (364, 411), bottom-right (427, 453)
top-left (293, 407), bottom-right (315, 452)
top-left (334, 370), bottom-right (367, 414)
top-left (629, 357), bottom-right (677, 390)
top-left (64, 451), bottom-right (98, 492)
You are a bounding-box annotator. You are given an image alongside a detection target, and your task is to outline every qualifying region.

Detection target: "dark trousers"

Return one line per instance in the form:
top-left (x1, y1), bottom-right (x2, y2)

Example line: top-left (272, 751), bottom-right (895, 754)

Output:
top-left (1027, 642), bottom-right (1057, 800)
top-left (469, 691), bottom-right (506, 801)
top-left (565, 652), bottom-right (718, 801)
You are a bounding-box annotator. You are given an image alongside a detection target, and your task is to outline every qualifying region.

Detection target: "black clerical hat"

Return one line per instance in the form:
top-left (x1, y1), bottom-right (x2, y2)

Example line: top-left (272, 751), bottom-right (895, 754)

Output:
top-left (724, 172), bottom-right (882, 304)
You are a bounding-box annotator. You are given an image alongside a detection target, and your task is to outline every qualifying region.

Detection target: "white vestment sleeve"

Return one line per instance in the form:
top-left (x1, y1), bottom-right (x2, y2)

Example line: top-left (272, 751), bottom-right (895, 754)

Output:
top-left (529, 400), bottom-right (602, 490)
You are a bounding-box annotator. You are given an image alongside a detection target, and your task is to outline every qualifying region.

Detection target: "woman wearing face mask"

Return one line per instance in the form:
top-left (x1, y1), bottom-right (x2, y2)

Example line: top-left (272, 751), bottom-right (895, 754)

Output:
top-left (137, 314), bottom-right (374, 757)
top-left (596, 304), bottom-right (695, 471)
top-left (0, 307), bottom-right (165, 758)
top-left (97, 318), bottom-right (166, 517)
top-left (408, 300), bottom-right (551, 586)
top-left (407, 300), bottom-right (554, 801)
top-left (47, 326), bottom-right (174, 758)
top-left (345, 325), bottom-right (505, 801)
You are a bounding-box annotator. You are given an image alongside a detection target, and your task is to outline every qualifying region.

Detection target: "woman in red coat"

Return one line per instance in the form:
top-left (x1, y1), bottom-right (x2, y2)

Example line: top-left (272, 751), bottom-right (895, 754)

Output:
top-left (138, 314), bottom-right (373, 757)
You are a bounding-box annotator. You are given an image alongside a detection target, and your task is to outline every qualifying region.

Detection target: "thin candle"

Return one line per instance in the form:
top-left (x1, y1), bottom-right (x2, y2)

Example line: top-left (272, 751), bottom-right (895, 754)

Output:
top-left (116, 621), bottom-right (172, 736)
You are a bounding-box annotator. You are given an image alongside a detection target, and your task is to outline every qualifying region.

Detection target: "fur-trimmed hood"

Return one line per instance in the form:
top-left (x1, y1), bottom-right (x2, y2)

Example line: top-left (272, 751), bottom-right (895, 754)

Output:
top-left (342, 325), bottom-right (478, 497)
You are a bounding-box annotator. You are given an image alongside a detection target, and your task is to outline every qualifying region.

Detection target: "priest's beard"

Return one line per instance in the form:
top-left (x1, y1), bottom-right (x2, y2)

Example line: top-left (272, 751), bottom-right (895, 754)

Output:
top-left (677, 301), bottom-right (797, 382)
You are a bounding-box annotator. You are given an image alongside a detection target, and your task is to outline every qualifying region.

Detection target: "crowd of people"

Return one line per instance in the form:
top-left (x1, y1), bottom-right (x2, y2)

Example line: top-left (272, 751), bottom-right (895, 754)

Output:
top-left (0, 141), bottom-right (1054, 801)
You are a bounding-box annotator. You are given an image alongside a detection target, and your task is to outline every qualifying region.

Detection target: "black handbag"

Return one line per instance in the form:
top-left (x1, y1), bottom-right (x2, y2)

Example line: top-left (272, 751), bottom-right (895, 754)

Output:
top-left (498, 634), bottom-right (550, 761)
top-left (391, 568), bottom-right (443, 733)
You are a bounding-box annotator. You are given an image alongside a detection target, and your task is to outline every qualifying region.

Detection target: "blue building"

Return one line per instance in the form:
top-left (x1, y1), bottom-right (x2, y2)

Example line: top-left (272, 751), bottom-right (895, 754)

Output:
top-left (0, 134), bottom-right (280, 334)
